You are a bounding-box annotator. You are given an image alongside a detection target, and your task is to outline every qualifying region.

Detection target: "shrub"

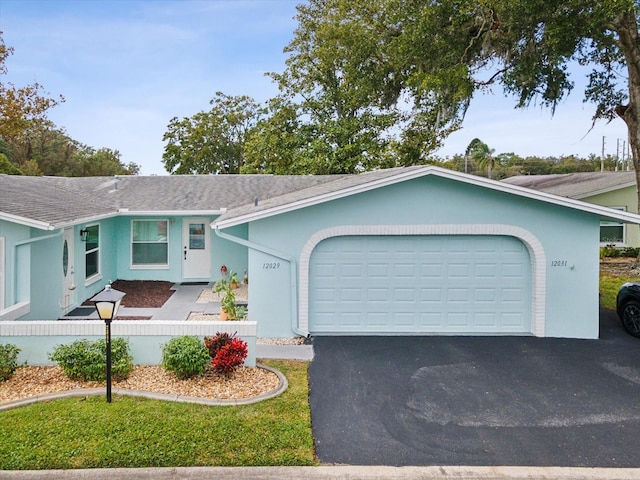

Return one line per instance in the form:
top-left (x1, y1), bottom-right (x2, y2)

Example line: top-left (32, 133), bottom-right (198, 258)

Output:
top-left (49, 338), bottom-right (133, 382)
top-left (0, 343), bottom-right (21, 382)
top-left (205, 332), bottom-right (248, 377)
top-left (162, 336), bottom-right (210, 379)
top-left (204, 332), bottom-right (233, 358)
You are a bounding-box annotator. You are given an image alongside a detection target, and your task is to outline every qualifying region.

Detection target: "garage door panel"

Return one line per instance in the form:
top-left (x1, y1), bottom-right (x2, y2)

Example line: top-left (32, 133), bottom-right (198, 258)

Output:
top-left (309, 235), bottom-right (531, 334)
top-left (421, 263), bottom-right (444, 278)
top-left (367, 288), bottom-right (388, 302)
top-left (421, 288), bottom-right (443, 302)
top-left (501, 312), bottom-right (526, 327)
top-left (447, 264), bottom-right (470, 278)
top-left (341, 288), bottom-right (362, 302)
top-left (475, 289), bottom-right (497, 302)
top-left (420, 312), bottom-right (444, 327)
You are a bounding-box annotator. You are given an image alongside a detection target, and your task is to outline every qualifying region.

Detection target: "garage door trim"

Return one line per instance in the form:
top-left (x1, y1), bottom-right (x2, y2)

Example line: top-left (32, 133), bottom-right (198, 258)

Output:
top-left (299, 224), bottom-right (546, 336)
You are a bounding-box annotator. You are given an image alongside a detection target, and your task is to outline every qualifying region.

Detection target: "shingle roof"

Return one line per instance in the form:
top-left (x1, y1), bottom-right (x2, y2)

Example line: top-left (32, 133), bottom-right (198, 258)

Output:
top-left (4, 167), bottom-right (640, 231)
top-left (109, 174), bottom-right (343, 212)
top-left (0, 173), bottom-right (343, 228)
top-left (501, 172), bottom-right (636, 199)
top-left (0, 176), bottom-right (116, 228)
top-left (212, 166), bottom-right (640, 228)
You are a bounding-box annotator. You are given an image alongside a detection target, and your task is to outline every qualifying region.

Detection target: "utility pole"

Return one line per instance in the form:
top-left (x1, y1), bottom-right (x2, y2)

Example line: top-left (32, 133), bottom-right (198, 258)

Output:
top-left (601, 136), bottom-right (605, 172)
top-left (616, 138), bottom-right (620, 171)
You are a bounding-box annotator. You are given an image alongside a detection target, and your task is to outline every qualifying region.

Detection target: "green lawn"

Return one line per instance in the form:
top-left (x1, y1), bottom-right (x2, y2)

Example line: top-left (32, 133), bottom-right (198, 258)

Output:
top-left (0, 360), bottom-right (316, 470)
top-left (600, 271), bottom-right (640, 310)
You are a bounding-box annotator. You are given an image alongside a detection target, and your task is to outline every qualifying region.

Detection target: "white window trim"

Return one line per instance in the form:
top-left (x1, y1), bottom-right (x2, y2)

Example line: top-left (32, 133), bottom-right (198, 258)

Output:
top-left (130, 219), bottom-right (170, 269)
top-left (84, 224), bottom-right (101, 285)
top-left (599, 206), bottom-right (626, 246)
top-left (298, 224), bottom-right (546, 337)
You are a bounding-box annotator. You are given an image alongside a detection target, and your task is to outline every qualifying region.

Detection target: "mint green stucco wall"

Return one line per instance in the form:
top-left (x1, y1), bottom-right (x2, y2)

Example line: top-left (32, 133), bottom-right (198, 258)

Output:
top-left (2, 216), bottom-right (248, 321)
top-left (583, 185), bottom-right (640, 247)
top-left (0, 220), bottom-right (31, 312)
top-left (244, 176), bottom-right (601, 339)
top-left (112, 216), bottom-right (247, 283)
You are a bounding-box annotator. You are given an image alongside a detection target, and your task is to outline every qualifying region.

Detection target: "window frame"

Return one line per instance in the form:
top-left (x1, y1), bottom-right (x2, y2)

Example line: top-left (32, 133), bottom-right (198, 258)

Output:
top-left (599, 206), bottom-right (626, 246)
top-left (84, 224), bottom-right (101, 284)
top-left (130, 219), bottom-right (170, 269)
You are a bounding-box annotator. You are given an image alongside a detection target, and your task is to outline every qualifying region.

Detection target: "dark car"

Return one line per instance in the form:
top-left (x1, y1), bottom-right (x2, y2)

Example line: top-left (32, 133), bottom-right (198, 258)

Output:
top-left (616, 282), bottom-right (640, 337)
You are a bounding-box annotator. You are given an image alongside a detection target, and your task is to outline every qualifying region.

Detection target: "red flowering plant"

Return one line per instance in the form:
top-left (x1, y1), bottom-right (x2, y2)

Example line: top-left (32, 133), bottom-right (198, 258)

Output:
top-left (204, 331), bottom-right (248, 377)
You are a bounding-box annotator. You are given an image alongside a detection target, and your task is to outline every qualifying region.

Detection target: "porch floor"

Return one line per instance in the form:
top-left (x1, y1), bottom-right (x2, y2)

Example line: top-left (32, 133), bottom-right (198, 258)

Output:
top-left (60, 283), bottom-right (220, 321)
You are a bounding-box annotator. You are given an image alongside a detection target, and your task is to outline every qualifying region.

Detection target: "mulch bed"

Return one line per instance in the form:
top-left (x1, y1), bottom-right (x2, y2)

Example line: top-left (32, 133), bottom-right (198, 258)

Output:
top-left (82, 280), bottom-right (175, 308)
top-left (600, 258), bottom-right (640, 277)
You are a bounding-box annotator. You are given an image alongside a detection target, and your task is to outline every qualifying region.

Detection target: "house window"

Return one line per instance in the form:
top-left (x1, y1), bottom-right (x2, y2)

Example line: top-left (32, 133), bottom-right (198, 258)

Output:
top-left (600, 207), bottom-right (625, 245)
top-left (85, 225), bottom-right (100, 279)
top-left (132, 220), bottom-right (169, 266)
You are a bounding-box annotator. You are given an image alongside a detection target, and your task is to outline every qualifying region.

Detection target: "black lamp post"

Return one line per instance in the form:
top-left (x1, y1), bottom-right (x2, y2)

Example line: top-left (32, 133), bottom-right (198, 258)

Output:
top-left (90, 284), bottom-right (125, 403)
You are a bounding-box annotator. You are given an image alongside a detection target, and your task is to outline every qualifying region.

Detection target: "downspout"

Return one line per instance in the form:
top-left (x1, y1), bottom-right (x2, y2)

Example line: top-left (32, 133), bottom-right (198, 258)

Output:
top-left (214, 226), bottom-right (308, 337)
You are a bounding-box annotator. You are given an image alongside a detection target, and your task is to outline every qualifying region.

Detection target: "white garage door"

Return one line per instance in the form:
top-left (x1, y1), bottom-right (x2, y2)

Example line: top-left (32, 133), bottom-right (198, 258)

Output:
top-left (309, 235), bottom-right (531, 334)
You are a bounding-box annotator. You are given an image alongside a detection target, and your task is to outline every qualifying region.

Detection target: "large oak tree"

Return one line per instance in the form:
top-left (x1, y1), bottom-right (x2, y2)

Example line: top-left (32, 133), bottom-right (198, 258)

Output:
top-left (162, 92), bottom-right (263, 174)
top-left (275, 0), bottom-right (640, 177)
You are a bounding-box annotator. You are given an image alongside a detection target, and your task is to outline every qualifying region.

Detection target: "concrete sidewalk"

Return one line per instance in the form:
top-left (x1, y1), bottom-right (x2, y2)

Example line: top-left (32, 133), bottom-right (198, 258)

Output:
top-left (2, 466), bottom-right (640, 479)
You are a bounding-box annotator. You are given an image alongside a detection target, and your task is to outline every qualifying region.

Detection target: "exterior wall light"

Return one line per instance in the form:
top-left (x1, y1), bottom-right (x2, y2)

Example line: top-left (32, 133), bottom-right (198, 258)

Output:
top-left (79, 229), bottom-right (88, 242)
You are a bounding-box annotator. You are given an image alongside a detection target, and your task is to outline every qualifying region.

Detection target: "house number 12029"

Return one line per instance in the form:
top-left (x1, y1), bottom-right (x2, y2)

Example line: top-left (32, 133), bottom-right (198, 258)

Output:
top-left (263, 262), bottom-right (281, 269)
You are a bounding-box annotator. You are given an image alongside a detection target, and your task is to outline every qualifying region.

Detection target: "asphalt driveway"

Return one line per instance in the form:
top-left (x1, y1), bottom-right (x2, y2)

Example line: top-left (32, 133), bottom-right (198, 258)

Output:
top-left (309, 310), bottom-right (640, 467)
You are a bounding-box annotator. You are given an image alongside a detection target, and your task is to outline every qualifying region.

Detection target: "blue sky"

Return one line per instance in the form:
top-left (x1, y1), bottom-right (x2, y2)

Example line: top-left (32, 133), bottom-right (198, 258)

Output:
top-left (0, 0), bottom-right (631, 175)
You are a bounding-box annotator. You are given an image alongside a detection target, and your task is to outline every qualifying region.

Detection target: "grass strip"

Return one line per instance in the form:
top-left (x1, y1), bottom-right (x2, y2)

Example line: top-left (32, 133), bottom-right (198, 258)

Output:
top-left (0, 360), bottom-right (316, 470)
top-left (600, 271), bottom-right (640, 310)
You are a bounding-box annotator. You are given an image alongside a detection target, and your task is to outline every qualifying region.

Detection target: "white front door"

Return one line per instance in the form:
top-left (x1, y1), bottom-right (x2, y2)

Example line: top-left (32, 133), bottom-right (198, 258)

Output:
top-left (61, 227), bottom-right (76, 313)
top-left (182, 218), bottom-right (212, 280)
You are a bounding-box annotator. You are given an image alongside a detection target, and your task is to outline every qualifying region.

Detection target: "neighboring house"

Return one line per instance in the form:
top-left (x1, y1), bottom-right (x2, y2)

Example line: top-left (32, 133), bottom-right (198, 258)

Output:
top-left (2, 166), bottom-right (640, 345)
top-left (502, 172), bottom-right (638, 247)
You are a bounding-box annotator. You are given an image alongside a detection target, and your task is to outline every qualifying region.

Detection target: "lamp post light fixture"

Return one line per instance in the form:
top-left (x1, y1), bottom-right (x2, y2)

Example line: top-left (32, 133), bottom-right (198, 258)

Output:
top-left (90, 284), bottom-right (125, 403)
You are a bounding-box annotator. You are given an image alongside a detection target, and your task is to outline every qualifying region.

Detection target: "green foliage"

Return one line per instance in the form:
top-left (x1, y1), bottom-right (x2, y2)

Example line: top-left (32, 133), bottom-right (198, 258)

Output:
top-left (0, 360), bottom-right (315, 469)
top-left (214, 273), bottom-right (247, 320)
top-left (0, 152), bottom-right (22, 174)
top-left (161, 336), bottom-right (210, 379)
top-left (600, 245), bottom-right (640, 259)
top-left (0, 343), bottom-right (21, 382)
top-left (162, 92), bottom-right (263, 174)
top-left (600, 271), bottom-right (640, 310)
top-left (49, 338), bottom-right (133, 382)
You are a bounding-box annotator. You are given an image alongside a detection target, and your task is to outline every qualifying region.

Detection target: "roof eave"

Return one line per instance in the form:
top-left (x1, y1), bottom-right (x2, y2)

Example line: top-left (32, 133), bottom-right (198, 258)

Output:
top-left (119, 209), bottom-right (226, 216)
top-left (212, 166), bottom-right (640, 229)
top-left (572, 182), bottom-right (637, 200)
top-left (0, 212), bottom-right (55, 230)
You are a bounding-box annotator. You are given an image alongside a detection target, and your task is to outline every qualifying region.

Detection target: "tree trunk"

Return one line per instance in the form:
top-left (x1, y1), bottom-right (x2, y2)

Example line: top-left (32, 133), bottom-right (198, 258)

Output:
top-left (612, 11), bottom-right (640, 265)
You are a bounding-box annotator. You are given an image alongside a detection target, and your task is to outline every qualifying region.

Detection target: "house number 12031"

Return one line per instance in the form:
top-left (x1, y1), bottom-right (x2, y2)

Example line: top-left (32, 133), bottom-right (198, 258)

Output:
top-left (551, 260), bottom-right (567, 267)
top-left (263, 262), bottom-right (281, 269)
